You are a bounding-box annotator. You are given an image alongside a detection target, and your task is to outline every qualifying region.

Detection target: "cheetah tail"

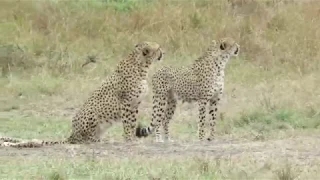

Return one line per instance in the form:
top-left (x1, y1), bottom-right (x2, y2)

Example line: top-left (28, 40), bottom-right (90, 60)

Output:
top-left (0, 136), bottom-right (23, 143)
top-left (2, 140), bottom-right (67, 148)
top-left (135, 122), bottom-right (155, 138)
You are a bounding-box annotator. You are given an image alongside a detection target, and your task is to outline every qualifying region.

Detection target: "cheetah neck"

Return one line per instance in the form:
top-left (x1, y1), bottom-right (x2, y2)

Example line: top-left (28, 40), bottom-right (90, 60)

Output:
top-left (115, 51), bottom-right (151, 80)
top-left (138, 58), bottom-right (153, 79)
top-left (193, 48), bottom-right (219, 65)
top-left (213, 54), bottom-right (230, 73)
top-left (192, 51), bottom-right (230, 77)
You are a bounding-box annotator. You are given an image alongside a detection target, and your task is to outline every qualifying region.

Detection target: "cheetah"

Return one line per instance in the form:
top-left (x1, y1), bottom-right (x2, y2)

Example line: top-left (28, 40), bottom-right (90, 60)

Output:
top-left (1, 41), bottom-right (164, 148)
top-left (135, 38), bottom-right (240, 142)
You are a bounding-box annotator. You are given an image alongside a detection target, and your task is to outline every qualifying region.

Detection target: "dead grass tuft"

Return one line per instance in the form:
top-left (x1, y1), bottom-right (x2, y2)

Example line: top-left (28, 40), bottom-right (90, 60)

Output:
top-left (274, 163), bottom-right (299, 180)
top-left (48, 171), bottom-right (66, 180)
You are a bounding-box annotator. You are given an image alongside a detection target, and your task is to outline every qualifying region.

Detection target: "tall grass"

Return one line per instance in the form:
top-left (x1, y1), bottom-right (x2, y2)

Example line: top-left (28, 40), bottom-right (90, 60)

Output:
top-left (1, 0), bottom-right (320, 75)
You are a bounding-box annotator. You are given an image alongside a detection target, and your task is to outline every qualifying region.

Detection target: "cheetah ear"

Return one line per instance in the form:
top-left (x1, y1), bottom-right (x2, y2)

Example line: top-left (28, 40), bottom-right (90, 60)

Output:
top-left (220, 41), bottom-right (226, 50)
top-left (134, 44), bottom-right (141, 51)
top-left (142, 47), bottom-right (150, 56)
top-left (211, 40), bottom-right (217, 46)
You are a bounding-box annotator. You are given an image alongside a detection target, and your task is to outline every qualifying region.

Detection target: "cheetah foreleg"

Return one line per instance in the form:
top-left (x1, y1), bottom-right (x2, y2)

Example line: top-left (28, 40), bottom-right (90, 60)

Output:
top-left (207, 98), bottom-right (220, 141)
top-left (198, 99), bottom-right (208, 140)
top-left (121, 101), bottom-right (139, 142)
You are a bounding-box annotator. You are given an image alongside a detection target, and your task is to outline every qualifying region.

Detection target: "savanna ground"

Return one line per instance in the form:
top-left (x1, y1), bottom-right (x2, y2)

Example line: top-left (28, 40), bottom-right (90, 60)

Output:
top-left (1, 0), bottom-right (320, 179)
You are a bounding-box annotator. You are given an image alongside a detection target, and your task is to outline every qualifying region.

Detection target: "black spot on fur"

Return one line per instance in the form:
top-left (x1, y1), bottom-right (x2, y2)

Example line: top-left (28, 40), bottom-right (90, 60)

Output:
top-left (143, 48), bottom-right (149, 56)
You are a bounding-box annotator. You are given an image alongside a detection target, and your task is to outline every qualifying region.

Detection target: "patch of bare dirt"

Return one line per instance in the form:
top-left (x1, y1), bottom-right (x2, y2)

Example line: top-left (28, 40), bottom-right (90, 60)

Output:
top-left (1, 136), bottom-right (320, 164)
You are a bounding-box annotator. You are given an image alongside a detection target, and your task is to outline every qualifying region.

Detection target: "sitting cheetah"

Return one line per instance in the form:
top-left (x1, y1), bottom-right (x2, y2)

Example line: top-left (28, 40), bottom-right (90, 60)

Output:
top-left (135, 38), bottom-right (240, 142)
top-left (1, 41), bottom-right (164, 148)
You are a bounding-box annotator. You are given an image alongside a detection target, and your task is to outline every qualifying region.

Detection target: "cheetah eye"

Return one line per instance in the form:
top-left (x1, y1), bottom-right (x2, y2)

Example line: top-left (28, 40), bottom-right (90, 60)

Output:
top-left (142, 48), bottom-right (149, 56)
top-left (135, 43), bottom-right (141, 49)
top-left (220, 43), bottom-right (226, 50)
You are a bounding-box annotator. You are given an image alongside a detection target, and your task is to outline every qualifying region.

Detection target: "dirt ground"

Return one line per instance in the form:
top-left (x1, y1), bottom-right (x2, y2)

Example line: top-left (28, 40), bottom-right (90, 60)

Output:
top-left (1, 135), bottom-right (320, 166)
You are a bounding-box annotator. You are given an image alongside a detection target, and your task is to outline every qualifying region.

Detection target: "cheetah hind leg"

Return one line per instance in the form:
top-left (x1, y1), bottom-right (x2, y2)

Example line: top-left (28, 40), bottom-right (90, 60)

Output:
top-left (162, 92), bottom-right (177, 143)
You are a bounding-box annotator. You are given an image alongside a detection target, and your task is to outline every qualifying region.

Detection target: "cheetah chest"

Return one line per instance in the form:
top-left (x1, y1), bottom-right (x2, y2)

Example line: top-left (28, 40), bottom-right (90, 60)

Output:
top-left (130, 79), bottom-right (148, 108)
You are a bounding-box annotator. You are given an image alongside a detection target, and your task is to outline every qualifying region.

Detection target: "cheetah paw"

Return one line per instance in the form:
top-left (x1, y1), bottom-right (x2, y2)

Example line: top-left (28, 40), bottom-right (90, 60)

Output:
top-left (164, 138), bottom-right (175, 143)
top-left (155, 138), bottom-right (164, 143)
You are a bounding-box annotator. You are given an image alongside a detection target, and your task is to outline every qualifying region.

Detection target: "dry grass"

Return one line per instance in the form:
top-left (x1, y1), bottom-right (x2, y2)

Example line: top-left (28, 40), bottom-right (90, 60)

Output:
top-left (1, 0), bottom-right (320, 179)
top-left (1, 0), bottom-right (320, 72)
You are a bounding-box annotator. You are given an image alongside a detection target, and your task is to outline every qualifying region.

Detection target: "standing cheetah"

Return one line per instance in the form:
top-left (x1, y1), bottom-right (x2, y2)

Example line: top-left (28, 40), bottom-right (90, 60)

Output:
top-left (136, 38), bottom-right (240, 142)
top-left (1, 41), bottom-right (164, 148)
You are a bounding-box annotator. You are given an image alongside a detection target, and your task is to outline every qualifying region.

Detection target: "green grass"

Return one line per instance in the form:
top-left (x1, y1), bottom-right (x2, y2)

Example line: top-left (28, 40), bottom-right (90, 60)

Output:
top-left (1, 103), bottom-right (319, 143)
top-left (235, 109), bottom-right (320, 130)
top-left (0, 116), bottom-right (69, 140)
top-left (0, 157), bottom-right (220, 179)
top-left (1, 92), bottom-right (320, 179)
top-left (1, 153), bottom-right (318, 180)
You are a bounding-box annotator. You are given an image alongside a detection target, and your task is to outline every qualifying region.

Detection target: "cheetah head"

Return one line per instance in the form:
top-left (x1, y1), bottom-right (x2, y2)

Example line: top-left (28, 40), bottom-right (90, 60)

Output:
top-left (135, 41), bottom-right (164, 63)
top-left (218, 38), bottom-right (240, 57)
